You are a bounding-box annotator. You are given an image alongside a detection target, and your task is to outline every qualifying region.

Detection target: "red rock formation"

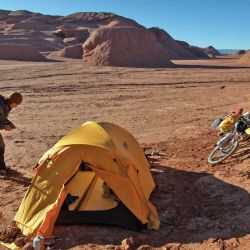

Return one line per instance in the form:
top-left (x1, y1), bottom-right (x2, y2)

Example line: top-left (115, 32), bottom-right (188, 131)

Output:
top-left (82, 27), bottom-right (174, 67)
top-left (0, 10), bottom-right (213, 62)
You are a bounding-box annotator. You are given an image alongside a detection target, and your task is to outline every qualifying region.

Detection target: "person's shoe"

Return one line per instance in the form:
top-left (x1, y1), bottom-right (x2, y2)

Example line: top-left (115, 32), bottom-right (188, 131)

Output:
top-left (0, 162), bottom-right (9, 171)
top-left (0, 162), bottom-right (7, 170)
top-left (0, 169), bottom-right (7, 177)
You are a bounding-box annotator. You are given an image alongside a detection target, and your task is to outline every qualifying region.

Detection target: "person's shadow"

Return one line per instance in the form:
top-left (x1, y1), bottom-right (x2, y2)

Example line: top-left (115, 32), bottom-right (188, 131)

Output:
top-left (53, 160), bottom-right (250, 249)
top-left (4, 169), bottom-right (32, 187)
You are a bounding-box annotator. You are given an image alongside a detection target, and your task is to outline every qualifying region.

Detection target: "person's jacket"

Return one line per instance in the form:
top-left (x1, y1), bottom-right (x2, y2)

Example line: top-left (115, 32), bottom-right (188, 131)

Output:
top-left (0, 95), bottom-right (11, 130)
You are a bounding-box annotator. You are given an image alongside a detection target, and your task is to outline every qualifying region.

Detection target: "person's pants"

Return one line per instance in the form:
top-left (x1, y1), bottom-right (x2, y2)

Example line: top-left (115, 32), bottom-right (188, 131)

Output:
top-left (0, 133), bottom-right (5, 169)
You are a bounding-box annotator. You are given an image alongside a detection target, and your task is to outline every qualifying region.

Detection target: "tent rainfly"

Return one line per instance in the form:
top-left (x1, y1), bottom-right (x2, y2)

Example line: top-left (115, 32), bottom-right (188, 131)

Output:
top-left (1, 121), bottom-right (160, 249)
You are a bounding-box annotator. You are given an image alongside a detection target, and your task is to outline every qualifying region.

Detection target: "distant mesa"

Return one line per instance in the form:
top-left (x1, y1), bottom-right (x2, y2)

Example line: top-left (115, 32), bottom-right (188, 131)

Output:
top-left (0, 44), bottom-right (48, 61)
top-left (237, 50), bottom-right (250, 65)
top-left (219, 49), bottom-right (245, 55)
top-left (232, 50), bottom-right (246, 56)
top-left (82, 26), bottom-right (174, 67)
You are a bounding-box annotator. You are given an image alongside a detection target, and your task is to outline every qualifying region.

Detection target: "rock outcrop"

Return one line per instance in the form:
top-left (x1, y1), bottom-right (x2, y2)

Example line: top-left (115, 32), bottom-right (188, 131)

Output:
top-left (83, 27), bottom-right (174, 67)
top-left (203, 46), bottom-right (221, 56)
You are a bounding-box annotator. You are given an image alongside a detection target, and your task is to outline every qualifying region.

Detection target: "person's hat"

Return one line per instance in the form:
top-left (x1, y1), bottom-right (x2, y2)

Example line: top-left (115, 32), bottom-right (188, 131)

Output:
top-left (7, 92), bottom-right (23, 105)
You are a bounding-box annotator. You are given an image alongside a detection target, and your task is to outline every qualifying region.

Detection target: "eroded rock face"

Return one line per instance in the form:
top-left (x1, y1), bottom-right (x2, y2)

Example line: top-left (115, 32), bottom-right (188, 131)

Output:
top-left (0, 44), bottom-right (48, 61)
top-left (237, 50), bottom-right (250, 65)
top-left (82, 26), bottom-right (174, 67)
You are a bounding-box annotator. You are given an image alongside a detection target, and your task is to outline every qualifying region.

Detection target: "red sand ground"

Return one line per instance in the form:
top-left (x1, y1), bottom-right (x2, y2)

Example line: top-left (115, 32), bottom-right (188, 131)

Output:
top-left (0, 57), bottom-right (249, 249)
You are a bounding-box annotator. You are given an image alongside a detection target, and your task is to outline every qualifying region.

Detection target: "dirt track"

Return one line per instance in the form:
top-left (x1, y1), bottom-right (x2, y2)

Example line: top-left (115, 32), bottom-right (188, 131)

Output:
top-left (0, 57), bottom-right (250, 249)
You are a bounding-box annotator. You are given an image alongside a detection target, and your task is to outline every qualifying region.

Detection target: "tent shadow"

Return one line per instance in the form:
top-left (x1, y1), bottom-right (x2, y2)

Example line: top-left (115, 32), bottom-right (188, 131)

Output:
top-left (149, 164), bottom-right (250, 246)
top-left (54, 161), bottom-right (250, 248)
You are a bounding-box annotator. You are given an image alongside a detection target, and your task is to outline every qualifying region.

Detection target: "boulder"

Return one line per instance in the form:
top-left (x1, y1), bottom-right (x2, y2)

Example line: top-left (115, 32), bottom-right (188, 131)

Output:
top-left (51, 44), bottom-right (83, 59)
top-left (0, 44), bottom-right (48, 61)
top-left (82, 26), bottom-right (174, 67)
top-left (121, 237), bottom-right (136, 250)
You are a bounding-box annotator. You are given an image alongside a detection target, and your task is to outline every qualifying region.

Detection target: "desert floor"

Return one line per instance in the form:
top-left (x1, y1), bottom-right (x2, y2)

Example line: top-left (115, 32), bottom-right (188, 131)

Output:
top-left (0, 57), bottom-right (250, 249)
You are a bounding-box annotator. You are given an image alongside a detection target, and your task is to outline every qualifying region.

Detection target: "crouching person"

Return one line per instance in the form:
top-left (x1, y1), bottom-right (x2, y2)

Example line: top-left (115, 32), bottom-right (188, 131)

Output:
top-left (0, 92), bottom-right (23, 175)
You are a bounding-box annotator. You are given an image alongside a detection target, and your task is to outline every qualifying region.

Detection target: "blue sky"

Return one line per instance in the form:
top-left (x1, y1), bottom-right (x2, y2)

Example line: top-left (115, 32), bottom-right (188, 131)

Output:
top-left (0, 0), bottom-right (249, 49)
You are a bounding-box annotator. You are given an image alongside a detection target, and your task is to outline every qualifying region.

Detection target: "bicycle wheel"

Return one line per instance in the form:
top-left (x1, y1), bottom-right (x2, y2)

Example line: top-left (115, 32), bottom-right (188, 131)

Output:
top-left (208, 139), bottom-right (239, 165)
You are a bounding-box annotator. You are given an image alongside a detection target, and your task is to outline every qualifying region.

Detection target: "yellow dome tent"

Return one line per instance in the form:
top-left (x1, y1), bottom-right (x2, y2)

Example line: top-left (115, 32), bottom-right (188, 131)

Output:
top-left (2, 121), bottom-right (159, 249)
